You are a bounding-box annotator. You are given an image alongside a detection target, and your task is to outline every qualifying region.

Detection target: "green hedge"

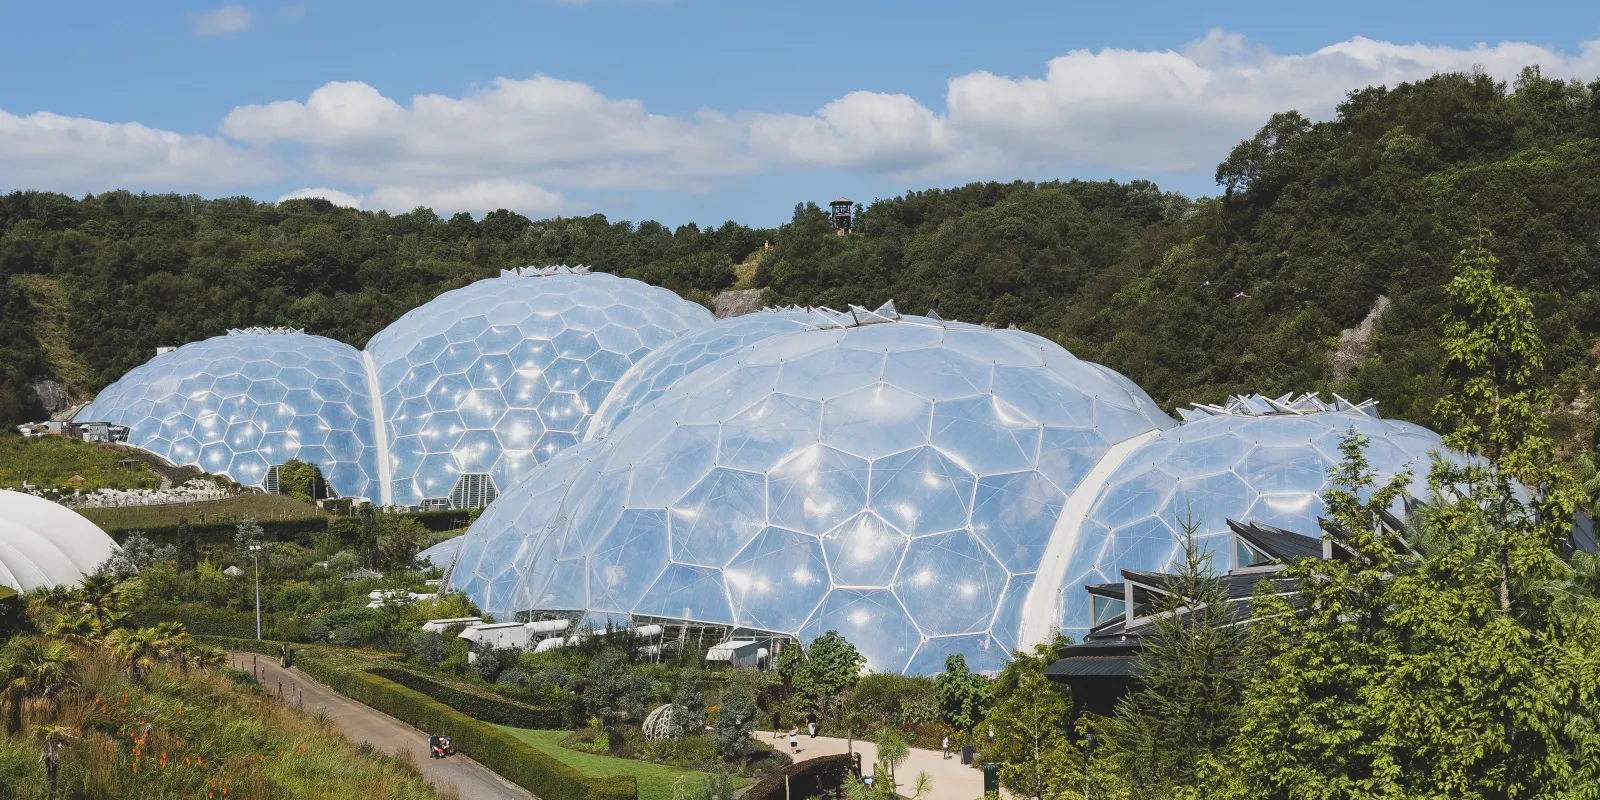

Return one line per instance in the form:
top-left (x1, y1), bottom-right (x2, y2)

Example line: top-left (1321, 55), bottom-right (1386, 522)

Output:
top-left (403, 509), bottom-right (473, 532)
top-left (114, 517), bottom-right (330, 544)
top-left (193, 635), bottom-right (290, 658)
top-left (368, 667), bottom-right (564, 729)
top-left (298, 663), bottom-right (635, 800)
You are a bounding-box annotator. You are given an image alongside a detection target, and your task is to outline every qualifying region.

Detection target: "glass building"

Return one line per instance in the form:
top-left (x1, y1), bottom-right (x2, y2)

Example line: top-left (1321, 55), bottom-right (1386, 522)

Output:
top-left (1046, 393), bottom-right (1448, 639)
top-left (74, 328), bottom-right (380, 500)
top-left (450, 306), bottom-right (1178, 674)
top-left (586, 308), bottom-right (814, 440)
top-left (365, 266), bottom-right (714, 508)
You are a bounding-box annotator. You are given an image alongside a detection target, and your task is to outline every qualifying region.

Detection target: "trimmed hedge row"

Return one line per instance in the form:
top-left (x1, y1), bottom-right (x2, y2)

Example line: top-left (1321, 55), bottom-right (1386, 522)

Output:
top-left (193, 635), bottom-right (290, 658)
top-left (296, 661), bottom-right (635, 800)
top-left (743, 754), bottom-right (853, 800)
top-left (115, 517), bottom-right (328, 544)
top-left (368, 666), bottom-right (564, 729)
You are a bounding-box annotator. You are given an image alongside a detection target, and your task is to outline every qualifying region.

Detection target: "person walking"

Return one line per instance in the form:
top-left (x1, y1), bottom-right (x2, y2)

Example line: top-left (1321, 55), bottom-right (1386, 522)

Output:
top-left (789, 727), bottom-right (800, 755)
top-left (942, 735), bottom-right (950, 760)
top-left (808, 719), bottom-right (816, 738)
top-left (773, 710), bottom-right (782, 739)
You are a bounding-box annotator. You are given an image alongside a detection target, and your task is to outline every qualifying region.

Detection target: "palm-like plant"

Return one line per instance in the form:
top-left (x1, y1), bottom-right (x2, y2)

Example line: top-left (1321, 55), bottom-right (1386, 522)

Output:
top-left (33, 724), bottom-right (76, 800)
top-left (152, 621), bottom-right (192, 667)
top-left (192, 645), bottom-right (227, 671)
top-left (5, 640), bottom-right (77, 702)
top-left (1578, 453), bottom-right (1600, 516)
top-left (74, 573), bottom-right (127, 627)
top-left (50, 614), bottom-right (102, 644)
top-left (2, 640), bottom-right (76, 734)
top-left (107, 628), bottom-right (162, 681)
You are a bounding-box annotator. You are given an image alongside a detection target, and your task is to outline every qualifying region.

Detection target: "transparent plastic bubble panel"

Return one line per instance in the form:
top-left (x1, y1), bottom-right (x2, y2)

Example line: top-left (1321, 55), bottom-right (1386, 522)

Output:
top-left (1054, 411), bottom-right (1448, 636)
top-left (365, 271), bottom-right (714, 506)
top-left (75, 331), bottom-right (380, 500)
top-left (443, 440), bottom-right (606, 620)
top-left (586, 309), bottom-right (812, 440)
top-left (464, 315), bottom-right (1176, 674)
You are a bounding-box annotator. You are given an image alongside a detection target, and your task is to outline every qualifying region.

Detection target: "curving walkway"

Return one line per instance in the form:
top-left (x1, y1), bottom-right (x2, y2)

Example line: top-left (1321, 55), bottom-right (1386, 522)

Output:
top-left (228, 652), bottom-right (532, 800)
top-left (775, 731), bottom-right (984, 800)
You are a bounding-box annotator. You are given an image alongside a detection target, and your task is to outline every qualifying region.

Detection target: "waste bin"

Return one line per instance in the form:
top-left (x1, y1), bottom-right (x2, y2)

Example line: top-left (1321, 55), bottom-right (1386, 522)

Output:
top-left (961, 745), bottom-right (975, 765)
top-left (983, 763), bottom-right (999, 795)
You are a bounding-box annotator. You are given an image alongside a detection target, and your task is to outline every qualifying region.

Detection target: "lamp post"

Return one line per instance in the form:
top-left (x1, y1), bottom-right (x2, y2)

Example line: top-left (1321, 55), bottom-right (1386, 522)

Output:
top-left (1084, 733), bottom-right (1097, 800)
top-left (249, 544), bottom-right (263, 640)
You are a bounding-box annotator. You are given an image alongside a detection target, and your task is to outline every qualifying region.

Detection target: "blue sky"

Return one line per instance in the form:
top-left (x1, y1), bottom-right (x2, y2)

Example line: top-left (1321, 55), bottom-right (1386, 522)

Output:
top-left (3, 1), bottom-right (1598, 227)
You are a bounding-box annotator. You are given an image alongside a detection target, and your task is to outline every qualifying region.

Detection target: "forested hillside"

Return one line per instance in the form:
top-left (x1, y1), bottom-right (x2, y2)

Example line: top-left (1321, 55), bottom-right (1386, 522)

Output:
top-left (2, 67), bottom-right (1598, 457)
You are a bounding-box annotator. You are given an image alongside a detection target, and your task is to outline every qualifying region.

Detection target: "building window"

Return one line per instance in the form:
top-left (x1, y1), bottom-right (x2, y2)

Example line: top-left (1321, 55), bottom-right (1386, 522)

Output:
top-left (1091, 595), bottom-right (1126, 628)
top-left (450, 473), bottom-right (499, 510)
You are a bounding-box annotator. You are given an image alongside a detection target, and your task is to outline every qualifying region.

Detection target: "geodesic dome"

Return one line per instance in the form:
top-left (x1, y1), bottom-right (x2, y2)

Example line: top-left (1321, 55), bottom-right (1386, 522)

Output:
top-left (75, 328), bottom-right (380, 499)
top-left (459, 307), bottom-right (1176, 674)
top-left (443, 440), bottom-right (605, 616)
top-left (1048, 393), bottom-right (1449, 638)
top-left (365, 266), bottom-right (714, 507)
top-left (587, 308), bottom-right (814, 440)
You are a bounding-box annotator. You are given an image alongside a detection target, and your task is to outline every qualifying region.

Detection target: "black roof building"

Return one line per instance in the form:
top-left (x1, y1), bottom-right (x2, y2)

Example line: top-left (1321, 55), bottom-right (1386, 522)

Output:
top-left (1047, 508), bottom-right (1598, 723)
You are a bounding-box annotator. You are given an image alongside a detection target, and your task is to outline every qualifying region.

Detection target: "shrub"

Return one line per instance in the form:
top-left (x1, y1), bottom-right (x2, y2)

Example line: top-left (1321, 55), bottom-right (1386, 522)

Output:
top-left (715, 681), bottom-right (758, 758)
top-left (471, 640), bottom-right (503, 681)
top-left (407, 631), bottom-right (446, 669)
top-left (497, 668), bottom-right (530, 689)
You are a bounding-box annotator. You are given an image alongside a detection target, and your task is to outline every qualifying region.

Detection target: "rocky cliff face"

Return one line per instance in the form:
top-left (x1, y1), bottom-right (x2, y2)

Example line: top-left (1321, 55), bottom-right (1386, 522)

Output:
top-left (712, 288), bottom-right (764, 318)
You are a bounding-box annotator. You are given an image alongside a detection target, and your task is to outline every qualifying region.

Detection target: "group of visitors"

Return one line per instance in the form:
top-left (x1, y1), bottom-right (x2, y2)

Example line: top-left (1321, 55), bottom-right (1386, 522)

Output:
top-left (772, 711), bottom-right (820, 755)
top-left (427, 734), bottom-right (453, 759)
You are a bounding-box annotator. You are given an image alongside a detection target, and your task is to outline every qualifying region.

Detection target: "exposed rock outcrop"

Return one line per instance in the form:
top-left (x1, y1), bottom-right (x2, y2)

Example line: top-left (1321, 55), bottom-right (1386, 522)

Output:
top-left (1331, 295), bottom-right (1391, 381)
top-left (713, 288), bottom-right (764, 318)
top-left (32, 380), bottom-right (70, 414)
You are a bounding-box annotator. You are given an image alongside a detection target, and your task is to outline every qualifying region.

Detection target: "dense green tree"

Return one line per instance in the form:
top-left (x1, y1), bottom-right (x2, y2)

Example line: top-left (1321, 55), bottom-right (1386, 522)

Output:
top-left (1093, 518), bottom-right (1249, 798)
top-left (175, 518), bottom-right (198, 573)
top-left (712, 679), bottom-right (757, 758)
top-left (934, 653), bottom-right (991, 732)
top-left (985, 637), bottom-right (1072, 799)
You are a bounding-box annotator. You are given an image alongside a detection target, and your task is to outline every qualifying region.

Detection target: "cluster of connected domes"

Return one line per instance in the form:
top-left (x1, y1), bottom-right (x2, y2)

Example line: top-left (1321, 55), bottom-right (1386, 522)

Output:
top-left (82, 263), bottom-right (1453, 674)
top-left (366, 267), bottom-right (712, 507)
top-left (0, 490), bottom-right (119, 592)
top-left (77, 267), bottom-right (712, 508)
top-left (434, 304), bottom-right (1450, 674)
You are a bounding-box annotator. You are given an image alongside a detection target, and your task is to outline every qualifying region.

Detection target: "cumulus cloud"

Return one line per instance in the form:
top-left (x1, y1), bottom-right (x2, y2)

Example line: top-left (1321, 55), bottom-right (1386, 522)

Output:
top-left (8, 30), bottom-right (1600, 216)
top-left (191, 5), bottom-right (253, 37)
top-left (749, 91), bottom-right (953, 171)
top-left (278, 187), bottom-right (364, 208)
top-left (0, 109), bottom-right (273, 194)
top-left (943, 29), bottom-right (1600, 172)
top-left (221, 76), bottom-right (753, 191)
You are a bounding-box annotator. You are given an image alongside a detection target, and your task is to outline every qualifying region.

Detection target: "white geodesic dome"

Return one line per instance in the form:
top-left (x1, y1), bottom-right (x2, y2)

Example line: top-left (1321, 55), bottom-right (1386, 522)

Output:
top-left (1047, 393), bottom-right (1450, 638)
top-left (454, 308), bottom-right (1176, 674)
top-left (586, 308), bottom-right (814, 440)
top-left (75, 328), bottom-right (380, 499)
top-left (365, 267), bottom-right (714, 507)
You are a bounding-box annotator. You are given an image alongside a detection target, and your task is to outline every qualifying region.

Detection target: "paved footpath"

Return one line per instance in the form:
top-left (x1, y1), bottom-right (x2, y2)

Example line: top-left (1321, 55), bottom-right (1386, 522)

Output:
top-left (773, 731), bottom-right (984, 800)
top-left (229, 652), bottom-right (532, 800)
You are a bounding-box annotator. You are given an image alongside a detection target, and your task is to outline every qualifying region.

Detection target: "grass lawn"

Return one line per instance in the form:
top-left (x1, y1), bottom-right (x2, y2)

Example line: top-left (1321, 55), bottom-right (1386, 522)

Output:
top-left (79, 492), bottom-right (329, 530)
top-left (497, 728), bottom-right (741, 800)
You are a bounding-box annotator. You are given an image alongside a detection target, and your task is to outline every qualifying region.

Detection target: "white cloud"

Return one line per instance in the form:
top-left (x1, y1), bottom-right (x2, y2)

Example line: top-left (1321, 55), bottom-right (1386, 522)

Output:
top-left (368, 181), bottom-right (565, 215)
top-left (749, 91), bottom-right (952, 171)
top-left (191, 5), bottom-right (253, 37)
top-left (278, 187), bottom-right (364, 208)
top-left (942, 29), bottom-right (1600, 172)
top-left (0, 109), bottom-right (273, 194)
top-left (221, 77), bottom-right (753, 191)
top-left (8, 30), bottom-right (1600, 216)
